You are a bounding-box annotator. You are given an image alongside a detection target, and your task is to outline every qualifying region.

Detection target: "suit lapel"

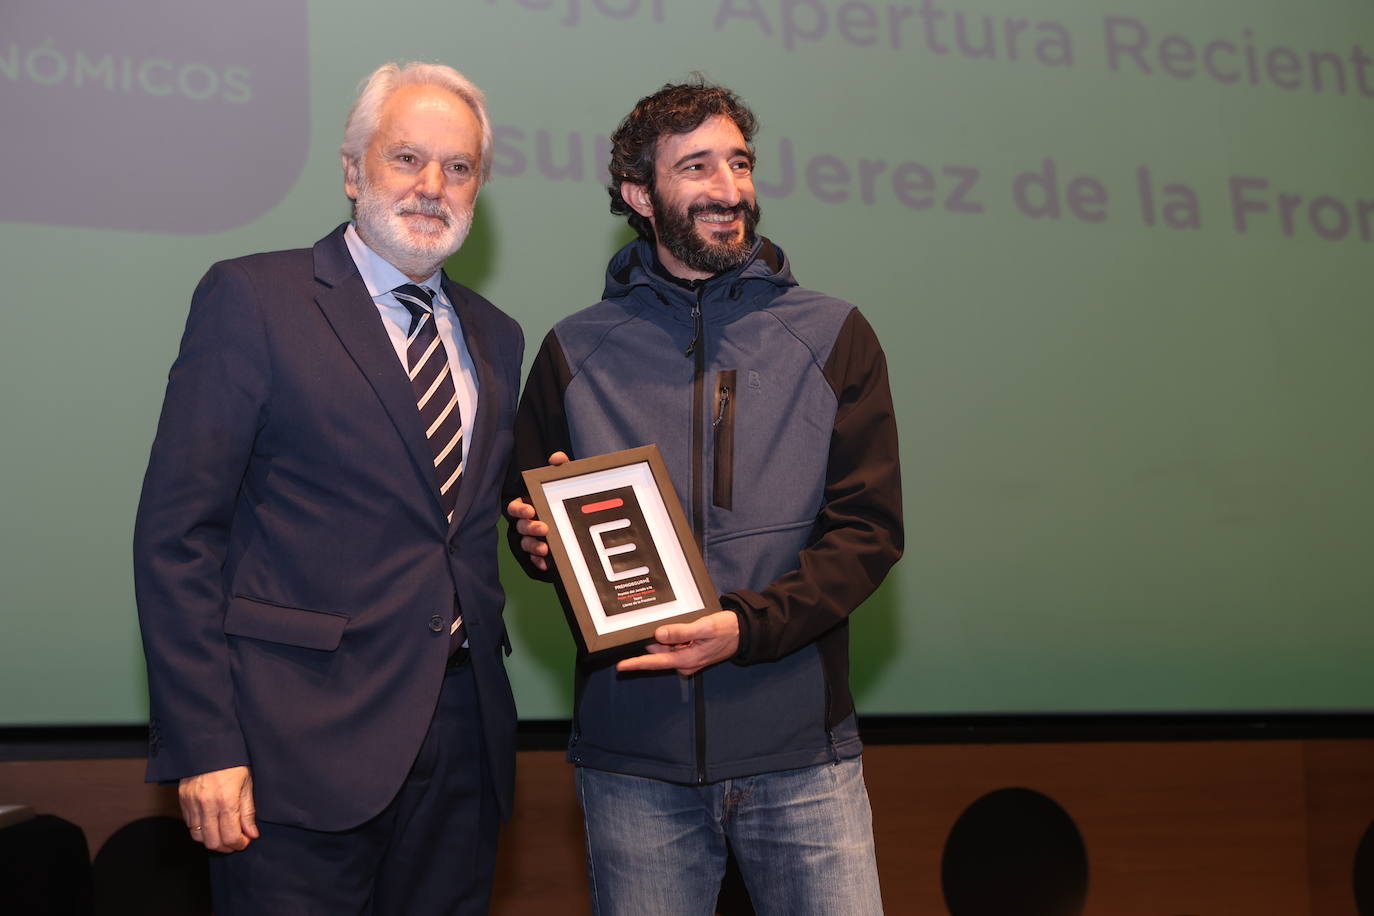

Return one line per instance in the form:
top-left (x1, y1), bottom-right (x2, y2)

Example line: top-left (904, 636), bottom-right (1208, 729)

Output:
top-left (443, 275), bottom-right (500, 535)
top-left (311, 227), bottom-right (445, 520)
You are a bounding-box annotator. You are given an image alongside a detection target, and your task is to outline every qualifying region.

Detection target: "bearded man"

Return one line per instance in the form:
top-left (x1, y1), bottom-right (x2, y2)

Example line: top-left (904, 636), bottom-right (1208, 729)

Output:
top-left (506, 80), bottom-right (903, 915)
top-left (134, 61), bottom-right (522, 915)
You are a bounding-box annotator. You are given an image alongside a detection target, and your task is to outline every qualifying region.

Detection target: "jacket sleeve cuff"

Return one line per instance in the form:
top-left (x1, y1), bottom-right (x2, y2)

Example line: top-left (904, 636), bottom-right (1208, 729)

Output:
top-left (144, 728), bottom-right (250, 784)
top-left (720, 592), bottom-right (755, 663)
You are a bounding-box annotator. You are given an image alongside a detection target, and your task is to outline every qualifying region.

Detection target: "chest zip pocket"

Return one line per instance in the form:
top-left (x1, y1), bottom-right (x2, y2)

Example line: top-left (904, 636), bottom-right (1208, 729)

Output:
top-left (713, 369), bottom-right (736, 510)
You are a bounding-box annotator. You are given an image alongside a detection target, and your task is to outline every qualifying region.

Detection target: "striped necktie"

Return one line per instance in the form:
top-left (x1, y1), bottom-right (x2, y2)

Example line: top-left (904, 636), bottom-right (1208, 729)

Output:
top-left (394, 283), bottom-right (467, 648)
top-left (393, 284), bottom-right (465, 521)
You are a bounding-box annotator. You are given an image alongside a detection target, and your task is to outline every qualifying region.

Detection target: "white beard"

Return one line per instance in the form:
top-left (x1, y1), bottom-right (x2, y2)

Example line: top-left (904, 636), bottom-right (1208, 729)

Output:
top-left (353, 171), bottom-right (474, 279)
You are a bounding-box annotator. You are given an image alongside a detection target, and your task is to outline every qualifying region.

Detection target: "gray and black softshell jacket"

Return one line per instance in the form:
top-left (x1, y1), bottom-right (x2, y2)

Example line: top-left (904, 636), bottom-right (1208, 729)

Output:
top-left (506, 235), bottom-right (903, 784)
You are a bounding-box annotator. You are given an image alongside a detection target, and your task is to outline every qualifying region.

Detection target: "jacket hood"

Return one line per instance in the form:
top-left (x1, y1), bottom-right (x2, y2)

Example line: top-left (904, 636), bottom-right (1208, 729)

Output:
top-left (602, 235), bottom-right (797, 306)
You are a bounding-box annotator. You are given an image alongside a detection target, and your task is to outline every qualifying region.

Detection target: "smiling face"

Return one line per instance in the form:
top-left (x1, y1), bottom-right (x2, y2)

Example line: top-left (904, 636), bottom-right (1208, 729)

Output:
top-left (622, 115), bottom-right (760, 281)
top-left (342, 83), bottom-right (482, 282)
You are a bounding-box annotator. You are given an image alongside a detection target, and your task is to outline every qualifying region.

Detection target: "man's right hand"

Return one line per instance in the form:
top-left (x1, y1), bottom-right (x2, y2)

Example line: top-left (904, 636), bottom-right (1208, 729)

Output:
top-left (506, 451), bottom-right (569, 571)
top-left (179, 765), bottom-right (259, 853)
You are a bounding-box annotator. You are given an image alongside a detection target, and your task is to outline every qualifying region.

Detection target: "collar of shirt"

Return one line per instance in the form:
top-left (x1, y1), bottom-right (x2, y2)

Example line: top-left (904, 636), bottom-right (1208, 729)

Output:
top-left (343, 222), bottom-right (448, 309)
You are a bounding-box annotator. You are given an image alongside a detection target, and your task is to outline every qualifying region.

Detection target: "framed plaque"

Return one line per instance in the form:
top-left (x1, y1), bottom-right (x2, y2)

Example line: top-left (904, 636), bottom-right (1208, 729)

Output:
top-left (522, 445), bottom-right (719, 653)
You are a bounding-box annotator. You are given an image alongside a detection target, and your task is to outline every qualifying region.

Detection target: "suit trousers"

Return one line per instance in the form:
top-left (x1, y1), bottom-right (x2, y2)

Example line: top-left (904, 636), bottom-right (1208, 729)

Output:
top-left (208, 660), bottom-right (500, 915)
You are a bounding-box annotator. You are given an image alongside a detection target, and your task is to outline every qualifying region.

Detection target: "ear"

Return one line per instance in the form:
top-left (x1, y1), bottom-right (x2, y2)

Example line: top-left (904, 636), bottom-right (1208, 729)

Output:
top-left (621, 181), bottom-right (654, 221)
top-left (342, 153), bottom-right (360, 201)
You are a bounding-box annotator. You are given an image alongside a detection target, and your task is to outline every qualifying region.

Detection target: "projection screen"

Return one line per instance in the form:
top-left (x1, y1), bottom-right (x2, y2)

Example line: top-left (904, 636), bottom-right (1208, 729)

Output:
top-left (2, 0), bottom-right (1371, 723)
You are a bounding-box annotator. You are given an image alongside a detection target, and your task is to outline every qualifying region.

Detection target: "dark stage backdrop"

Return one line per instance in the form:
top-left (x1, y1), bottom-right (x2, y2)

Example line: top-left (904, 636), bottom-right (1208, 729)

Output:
top-left (2, 0), bottom-right (1372, 723)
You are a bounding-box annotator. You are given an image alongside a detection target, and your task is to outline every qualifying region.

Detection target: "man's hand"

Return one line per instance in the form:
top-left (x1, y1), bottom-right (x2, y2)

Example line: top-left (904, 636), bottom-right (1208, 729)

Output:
top-left (179, 765), bottom-right (259, 853)
top-left (616, 610), bottom-right (741, 677)
top-left (506, 451), bottom-right (569, 571)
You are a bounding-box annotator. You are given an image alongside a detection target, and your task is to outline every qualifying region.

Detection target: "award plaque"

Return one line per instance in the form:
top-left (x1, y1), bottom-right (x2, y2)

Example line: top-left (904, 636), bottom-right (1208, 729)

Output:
top-left (522, 445), bottom-right (719, 653)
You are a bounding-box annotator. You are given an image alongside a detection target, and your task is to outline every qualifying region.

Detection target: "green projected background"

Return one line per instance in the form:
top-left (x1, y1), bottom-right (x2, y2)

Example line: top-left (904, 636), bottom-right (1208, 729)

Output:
top-left (2, 0), bottom-right (1372, 723)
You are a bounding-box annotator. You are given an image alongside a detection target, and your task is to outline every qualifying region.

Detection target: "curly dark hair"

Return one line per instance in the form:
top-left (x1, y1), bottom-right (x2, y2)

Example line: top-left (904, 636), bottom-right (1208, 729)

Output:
top-left (607, 79), bottom-right (759, 241)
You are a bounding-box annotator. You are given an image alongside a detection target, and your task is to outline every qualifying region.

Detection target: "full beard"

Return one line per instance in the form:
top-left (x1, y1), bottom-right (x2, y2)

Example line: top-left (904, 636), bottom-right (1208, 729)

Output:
top-left (652, 192), bottom-right (761, 277)
top-left (353, 174), bottom-right (474, 279)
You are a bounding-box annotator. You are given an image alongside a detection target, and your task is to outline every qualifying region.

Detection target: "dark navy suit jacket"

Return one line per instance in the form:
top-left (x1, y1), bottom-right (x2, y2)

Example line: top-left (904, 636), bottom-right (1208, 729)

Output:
top-left (134, 224), bottom-right (522, 829)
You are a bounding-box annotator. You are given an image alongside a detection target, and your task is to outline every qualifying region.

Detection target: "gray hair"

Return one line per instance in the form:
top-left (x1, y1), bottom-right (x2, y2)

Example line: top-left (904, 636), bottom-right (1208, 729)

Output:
top-left (341, 61), bottom-right (493, 183)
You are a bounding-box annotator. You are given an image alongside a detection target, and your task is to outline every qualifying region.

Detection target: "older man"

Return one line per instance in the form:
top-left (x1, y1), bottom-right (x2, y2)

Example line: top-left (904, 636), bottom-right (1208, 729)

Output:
top-left (507, 80), bottom-right (902, 915)
top-left (134, 61), bottom-right (522, 914)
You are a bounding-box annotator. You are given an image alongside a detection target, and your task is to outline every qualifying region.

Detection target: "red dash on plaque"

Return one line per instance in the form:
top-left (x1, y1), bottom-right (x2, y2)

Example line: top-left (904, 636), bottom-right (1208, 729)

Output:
top-left (580, 497), bottom-right (625, 514)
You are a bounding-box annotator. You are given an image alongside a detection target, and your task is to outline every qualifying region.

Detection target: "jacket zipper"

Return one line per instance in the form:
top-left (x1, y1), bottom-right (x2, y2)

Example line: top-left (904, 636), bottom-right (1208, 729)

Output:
top-left (684, 295), bottom-right (703, 357)
top-left (687, 284), bottom-right (708, 784)
top-left (712, 370), bottom-right (736, 511)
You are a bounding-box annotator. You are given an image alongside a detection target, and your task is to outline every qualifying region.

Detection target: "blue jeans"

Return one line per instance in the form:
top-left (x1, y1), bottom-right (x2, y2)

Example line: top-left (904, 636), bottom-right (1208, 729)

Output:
top-left (575, 758), bottom-right (883, 916)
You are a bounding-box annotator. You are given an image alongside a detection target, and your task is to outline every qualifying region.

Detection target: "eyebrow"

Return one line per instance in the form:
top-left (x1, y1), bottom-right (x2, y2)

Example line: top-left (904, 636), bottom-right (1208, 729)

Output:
top-left (671, 146), bottom-right (753, 169)
top-left (382, 142), bottom-right (475, 163)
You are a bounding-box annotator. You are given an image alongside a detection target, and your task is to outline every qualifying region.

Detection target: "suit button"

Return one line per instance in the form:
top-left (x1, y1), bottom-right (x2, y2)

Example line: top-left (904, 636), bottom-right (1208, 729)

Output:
top-left (429, 615), bottom-right (444, 632)
top-left (448, 541), bottom-right (459, 555)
